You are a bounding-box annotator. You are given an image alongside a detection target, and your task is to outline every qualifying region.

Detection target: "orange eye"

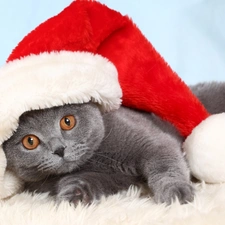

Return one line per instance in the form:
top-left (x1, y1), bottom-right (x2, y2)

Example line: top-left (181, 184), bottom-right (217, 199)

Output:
top-left (60, 115), bottom-right (76, 130)
top-left (22, 135), bottom-right (40, 150)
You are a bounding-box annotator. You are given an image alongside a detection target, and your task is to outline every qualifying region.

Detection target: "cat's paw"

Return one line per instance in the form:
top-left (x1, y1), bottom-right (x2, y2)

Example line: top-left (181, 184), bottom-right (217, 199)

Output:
top-left (56, 178), bottom-right (95, 206)
top-left (153, 181), bottom-right (194, 205)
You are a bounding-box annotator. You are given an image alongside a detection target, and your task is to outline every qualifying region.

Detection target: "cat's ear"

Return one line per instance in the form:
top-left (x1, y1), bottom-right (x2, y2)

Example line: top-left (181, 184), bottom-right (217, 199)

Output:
top-left (101, 111), bottom-right (109, 116)
top-left (19, 110), bottom-right (37, 123)
top-left (96, 103), bottom-right (107, 115)
top-left (18, 111), bottom-right (30, 124)
top-left (85, 102), bottom-right (104, 115)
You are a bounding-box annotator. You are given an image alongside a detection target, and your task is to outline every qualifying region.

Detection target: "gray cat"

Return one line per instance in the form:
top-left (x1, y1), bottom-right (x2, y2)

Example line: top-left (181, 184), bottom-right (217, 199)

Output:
top-left (3, 82), bottom-right (224, 205)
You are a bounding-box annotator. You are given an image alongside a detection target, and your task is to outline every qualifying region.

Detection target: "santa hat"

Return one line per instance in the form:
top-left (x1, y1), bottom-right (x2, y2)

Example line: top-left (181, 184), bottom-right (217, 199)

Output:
top-left (0, 0), bottom-right (224, 199)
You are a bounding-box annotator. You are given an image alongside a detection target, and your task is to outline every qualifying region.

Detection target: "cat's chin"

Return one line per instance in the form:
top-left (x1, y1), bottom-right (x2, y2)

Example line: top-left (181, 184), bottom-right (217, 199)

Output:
top-left (19, 171), bottom-right (47, 182)
top-left (54, 157), bottom-right (88, 175)
top-left (57, 162), bottom-right (79, 174)
top-left (56, 154), bottom-right (94, 175)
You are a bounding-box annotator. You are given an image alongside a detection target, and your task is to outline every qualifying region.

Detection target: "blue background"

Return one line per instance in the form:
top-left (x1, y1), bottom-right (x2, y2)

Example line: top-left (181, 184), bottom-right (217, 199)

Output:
top-left (0, 0), bottom-right (224, 84)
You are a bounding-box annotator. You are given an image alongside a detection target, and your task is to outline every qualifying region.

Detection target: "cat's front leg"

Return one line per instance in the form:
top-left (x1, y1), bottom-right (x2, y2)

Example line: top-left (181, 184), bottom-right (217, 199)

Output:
top-left (150, 176), bottom-right (194, 205)
top-left (55, 174), bottom-right (95, 205)
top-left (55, 171), bottom-right (138, 205)
top-left (25, 175), bottom-right (94, 205)
top-left (140, 143), bottom-right (194, 205)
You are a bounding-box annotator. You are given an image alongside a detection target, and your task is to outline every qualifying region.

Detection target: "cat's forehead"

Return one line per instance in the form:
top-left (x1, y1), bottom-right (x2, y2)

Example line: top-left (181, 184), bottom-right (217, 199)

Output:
top-left (18, 103), bottom-right (97, 125)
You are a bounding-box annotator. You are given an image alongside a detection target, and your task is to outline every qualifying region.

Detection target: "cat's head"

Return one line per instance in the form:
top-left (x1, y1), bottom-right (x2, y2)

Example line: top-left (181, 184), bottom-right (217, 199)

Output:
top-left (3, 103), bottom-right (105, 182)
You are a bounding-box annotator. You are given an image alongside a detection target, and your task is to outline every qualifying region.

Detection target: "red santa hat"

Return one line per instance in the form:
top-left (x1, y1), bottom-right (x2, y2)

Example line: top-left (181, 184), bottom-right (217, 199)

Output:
top-left (0, 0), bottom-right (224, 199)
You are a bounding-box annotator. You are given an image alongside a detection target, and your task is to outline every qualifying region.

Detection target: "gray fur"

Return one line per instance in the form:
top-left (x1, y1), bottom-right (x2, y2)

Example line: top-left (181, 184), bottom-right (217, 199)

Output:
top-left (190, 82), bottom-right (225, 114)
top-left (3, 82), bottom-right (225, 205)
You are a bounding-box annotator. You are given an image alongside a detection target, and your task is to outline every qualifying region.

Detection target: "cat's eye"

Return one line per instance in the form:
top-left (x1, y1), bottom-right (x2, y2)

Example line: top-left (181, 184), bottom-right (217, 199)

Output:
top-left (22, 135), bottom-right (40, 150)
top-left (60, 115), bottom-right (76, 130)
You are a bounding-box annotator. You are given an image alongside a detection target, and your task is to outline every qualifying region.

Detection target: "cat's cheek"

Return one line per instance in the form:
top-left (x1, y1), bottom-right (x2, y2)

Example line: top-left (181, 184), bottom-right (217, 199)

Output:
top-left (60, 130), bottom-right (76, 140)
top-left (14, 148), bottom-right (41, 166)
top-left (16, 167), bottom-right (46, 182)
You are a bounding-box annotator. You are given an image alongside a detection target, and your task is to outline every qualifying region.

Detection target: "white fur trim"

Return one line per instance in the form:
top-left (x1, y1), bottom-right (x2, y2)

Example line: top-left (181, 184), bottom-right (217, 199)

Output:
top-left (183, 113), bottom-right (225, 183)
top-left (0, 51), bottom-right (122, 199)
top-left (0, 51), bottom-right (121, 143)
top-left (0, 147), bottom-right (23, 199)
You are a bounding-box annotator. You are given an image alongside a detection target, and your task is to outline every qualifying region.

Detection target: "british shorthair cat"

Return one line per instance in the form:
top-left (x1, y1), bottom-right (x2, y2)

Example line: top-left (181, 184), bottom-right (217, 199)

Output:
top-left (3, 82), bottom-right (224, 205)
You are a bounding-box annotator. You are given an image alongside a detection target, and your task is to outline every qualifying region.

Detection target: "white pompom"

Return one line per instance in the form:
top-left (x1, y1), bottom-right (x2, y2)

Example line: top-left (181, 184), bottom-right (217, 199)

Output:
top-left (183, 113), bottom-right (225, 183)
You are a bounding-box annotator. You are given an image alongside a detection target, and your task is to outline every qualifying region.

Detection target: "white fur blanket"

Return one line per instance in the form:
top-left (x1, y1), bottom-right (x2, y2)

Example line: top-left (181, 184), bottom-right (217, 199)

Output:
top-left (1, 182), bottom-right (225, 225)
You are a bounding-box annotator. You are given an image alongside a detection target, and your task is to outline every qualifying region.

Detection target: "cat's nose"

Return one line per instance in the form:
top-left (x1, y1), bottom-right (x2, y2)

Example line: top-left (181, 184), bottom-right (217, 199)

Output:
top-left (54, 147), bottom-right (65, 157)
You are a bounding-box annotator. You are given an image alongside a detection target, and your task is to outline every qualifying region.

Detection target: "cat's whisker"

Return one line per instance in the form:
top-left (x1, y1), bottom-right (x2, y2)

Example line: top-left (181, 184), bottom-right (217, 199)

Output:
top-left (94, 152), bottom-right (122, 164)
top-left (37, 161), bottom-right (50, 170)
top-left (74, 151), bottom-right (86, 158)
top-left (38, 160), bottom-right (57, 172)
top-left (87, 158), bottom-right (112, 168)
top-left (39, 174), bottom-right (51, 188)
top-left (102, 128), bottom-right (113, 141)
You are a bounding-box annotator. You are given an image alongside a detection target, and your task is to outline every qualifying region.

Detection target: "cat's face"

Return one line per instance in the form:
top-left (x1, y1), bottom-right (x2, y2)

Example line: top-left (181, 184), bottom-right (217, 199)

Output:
top-left (3, 103), bottom-right (105, 182)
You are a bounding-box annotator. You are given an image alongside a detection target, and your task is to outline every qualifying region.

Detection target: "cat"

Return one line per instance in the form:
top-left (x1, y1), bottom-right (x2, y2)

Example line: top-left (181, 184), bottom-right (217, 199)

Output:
top-left (3, 82), bottom-right (224, 206)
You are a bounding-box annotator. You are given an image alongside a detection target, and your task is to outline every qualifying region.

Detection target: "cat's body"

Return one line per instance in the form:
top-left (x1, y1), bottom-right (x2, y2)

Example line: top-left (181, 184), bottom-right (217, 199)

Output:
top-left (3, 82), bottom-right (225, 205)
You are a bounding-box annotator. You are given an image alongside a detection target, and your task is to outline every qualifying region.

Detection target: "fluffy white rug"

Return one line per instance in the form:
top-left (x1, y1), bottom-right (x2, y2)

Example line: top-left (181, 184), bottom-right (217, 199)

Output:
top-left (0, 182), bottom-right (225, 225)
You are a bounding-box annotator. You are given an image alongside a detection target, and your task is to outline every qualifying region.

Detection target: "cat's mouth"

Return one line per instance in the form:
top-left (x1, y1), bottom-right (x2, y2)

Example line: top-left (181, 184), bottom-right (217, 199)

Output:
top-left (61, 144), bottom-right (92, 163)
top-left (52, 151), bottom-right (94, 175)
top-left (58, 160), bottom-right (79, 174)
